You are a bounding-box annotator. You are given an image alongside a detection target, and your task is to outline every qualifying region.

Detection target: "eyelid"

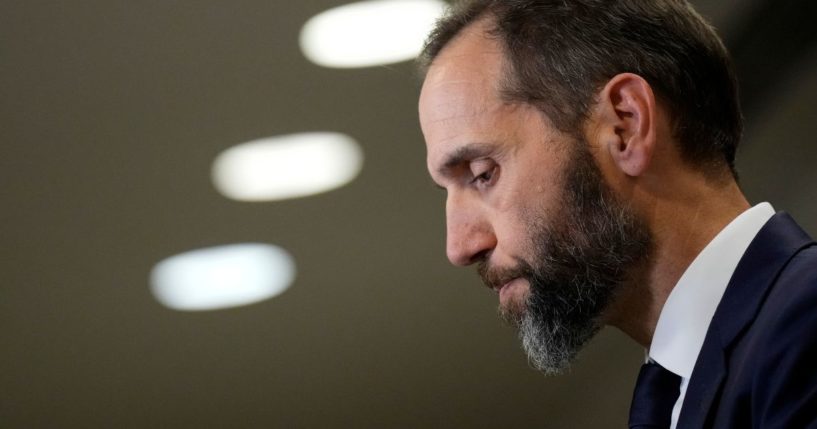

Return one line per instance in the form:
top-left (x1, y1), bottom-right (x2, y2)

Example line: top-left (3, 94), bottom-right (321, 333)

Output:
top-left (469, 158), bottom-right (494, 174)
top-left (470, 158), bottom-right (496, 173)
top-left (469, 159), bottom-right (498, 187)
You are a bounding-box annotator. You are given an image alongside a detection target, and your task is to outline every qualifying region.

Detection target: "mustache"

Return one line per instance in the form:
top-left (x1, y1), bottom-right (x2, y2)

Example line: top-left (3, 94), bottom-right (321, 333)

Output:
top-left (477, 259), bottom-right (533, 291)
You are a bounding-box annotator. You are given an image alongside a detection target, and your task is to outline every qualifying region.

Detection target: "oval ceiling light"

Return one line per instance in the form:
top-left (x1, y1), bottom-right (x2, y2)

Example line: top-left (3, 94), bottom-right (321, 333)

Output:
top-left (212, 132), bottom-right (363, 202)
top-left (150, 243), bottom-right (296, 311)
top-left (299, 0), bottom-right (447, 68)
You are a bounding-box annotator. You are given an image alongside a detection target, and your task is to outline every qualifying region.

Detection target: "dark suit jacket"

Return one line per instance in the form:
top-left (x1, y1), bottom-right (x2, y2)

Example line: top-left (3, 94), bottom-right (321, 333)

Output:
top-left (677, 212), bottom-right (817, 428)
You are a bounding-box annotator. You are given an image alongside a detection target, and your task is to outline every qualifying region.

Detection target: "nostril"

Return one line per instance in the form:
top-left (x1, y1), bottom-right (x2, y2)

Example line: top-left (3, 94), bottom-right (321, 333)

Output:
top-left (447, 240), bottom-right (493, 267)
top-left (468, 249), bottom-right (492, 266)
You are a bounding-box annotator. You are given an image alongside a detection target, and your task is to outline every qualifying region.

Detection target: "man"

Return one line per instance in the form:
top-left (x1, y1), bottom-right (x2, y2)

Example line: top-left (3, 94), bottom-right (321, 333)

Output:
top-left (417, 0), bottom-right (817, 428)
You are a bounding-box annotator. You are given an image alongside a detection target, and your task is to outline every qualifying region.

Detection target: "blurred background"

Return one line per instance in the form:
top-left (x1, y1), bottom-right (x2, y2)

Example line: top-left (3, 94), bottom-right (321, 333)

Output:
top-left (2, 0), bottom-right (815, 427)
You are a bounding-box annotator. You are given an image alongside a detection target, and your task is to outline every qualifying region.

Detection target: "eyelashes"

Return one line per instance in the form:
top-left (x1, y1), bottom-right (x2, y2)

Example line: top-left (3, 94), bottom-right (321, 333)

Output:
top-left (470, 162), bottom-right (498, 188)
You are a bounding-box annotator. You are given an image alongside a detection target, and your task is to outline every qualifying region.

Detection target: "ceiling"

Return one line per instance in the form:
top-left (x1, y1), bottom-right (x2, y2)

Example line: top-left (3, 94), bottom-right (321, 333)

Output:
top-left (2, 1), bottom-right (815, 427)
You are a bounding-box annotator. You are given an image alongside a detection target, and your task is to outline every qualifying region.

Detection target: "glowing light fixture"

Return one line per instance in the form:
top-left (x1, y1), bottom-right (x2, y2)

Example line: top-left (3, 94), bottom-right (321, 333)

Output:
top-left (212, 132), bottom-right (363, 202)
top-left (300, 0), bottom-right (447, 68)
top-left (150, 243), bottom-right (295, 311)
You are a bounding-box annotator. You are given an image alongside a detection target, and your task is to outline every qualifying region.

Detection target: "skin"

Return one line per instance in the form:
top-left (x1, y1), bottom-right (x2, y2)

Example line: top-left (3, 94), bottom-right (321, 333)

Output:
top-left (419, 18), bottom-right (751, 348)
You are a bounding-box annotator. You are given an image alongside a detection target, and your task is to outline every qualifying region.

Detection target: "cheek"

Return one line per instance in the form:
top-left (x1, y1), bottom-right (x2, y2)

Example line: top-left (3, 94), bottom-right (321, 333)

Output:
top-left (503, 183), bottom-right (564, 256)
top-left (495, 171), bottom-right (558, 225)
top-left (490, 204), bottom-right (539, 258)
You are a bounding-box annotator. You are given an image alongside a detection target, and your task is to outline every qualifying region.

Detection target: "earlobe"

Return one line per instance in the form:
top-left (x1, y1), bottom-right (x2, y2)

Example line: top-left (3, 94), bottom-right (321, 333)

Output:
top-left (596, 73), bottom-right (657, 178)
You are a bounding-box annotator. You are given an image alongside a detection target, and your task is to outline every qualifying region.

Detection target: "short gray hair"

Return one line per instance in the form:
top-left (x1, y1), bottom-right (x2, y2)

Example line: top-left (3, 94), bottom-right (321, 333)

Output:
top-left (420, 0), bottom-right (742, 178)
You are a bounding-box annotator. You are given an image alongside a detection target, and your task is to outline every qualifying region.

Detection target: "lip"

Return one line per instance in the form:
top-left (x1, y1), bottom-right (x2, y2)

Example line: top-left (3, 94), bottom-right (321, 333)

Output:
top-left (490, 276), bottom-right (518, 293)
top-left (497, 277), bottom-right (523, 302)
top-left (495, 279), bottom-right (515, 294)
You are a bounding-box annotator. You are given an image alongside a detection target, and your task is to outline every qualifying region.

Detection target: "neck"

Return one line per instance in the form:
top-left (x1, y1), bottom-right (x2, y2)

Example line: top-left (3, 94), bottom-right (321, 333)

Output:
top-left (605, 173), bottom-right (750, 347)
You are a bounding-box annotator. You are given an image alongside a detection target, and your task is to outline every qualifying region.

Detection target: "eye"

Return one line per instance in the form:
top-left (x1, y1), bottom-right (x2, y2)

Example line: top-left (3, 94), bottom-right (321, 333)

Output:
top-left (470, 161), bottom-right (498, 188)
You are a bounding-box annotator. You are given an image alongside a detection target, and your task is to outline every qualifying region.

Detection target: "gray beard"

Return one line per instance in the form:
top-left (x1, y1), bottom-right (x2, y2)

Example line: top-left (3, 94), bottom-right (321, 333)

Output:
top-left (499, 143), bottom-right (652, 375)
top-left (518, 308), bottom-right (588, 375)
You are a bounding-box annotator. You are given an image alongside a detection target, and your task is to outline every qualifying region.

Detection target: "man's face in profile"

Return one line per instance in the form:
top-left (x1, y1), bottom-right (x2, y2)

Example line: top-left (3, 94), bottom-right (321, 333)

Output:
top-left (419, 21), bottom-right (652, 373)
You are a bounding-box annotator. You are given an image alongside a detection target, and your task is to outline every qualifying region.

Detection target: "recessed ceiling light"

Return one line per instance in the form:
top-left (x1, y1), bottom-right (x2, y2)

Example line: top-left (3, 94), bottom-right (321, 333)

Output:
top-left (150, 243), bottom-right (296, 311)
top-left (212, 132), bottom-right (363, 202)
top-left (300, 0), bottom-right (447, 68)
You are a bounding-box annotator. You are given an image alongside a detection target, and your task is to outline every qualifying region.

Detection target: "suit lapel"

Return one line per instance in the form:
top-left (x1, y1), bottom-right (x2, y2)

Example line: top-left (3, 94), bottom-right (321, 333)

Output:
top-left (677, 332), bottom-right (726, 429)
top-left (677, 213), bottom-right (814, 428)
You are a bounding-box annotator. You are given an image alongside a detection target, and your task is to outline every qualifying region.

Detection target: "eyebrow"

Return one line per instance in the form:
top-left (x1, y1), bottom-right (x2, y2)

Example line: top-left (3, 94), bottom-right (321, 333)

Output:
top-left (437, 142), bottom-right (495, 177)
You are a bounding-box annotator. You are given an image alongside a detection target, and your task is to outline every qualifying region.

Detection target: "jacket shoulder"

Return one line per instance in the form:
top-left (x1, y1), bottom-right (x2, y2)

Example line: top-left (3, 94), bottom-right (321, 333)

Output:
top-left (723, 244), bottom-right (817, 428)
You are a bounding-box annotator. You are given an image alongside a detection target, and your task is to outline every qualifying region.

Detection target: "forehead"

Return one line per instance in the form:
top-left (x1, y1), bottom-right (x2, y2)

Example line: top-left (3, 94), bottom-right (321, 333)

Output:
top-left (419, 21), bottom-right (509, 165)
top-left (420, 20), bottom-right (504, 117)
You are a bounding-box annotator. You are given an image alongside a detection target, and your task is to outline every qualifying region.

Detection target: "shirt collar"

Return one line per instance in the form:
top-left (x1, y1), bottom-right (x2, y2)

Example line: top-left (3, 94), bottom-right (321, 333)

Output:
top-left (649, 202), bottom-right (775, 377)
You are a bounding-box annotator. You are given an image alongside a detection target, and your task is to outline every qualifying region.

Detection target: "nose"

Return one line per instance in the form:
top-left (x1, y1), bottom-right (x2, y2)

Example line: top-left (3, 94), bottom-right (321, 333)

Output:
top-left (445, 193), bottom-right (496, 266)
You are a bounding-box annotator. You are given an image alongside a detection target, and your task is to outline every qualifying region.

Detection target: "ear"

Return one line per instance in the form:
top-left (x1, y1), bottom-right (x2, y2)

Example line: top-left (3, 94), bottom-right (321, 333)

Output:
top-left (593, 73), bottom-right (657, 177)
